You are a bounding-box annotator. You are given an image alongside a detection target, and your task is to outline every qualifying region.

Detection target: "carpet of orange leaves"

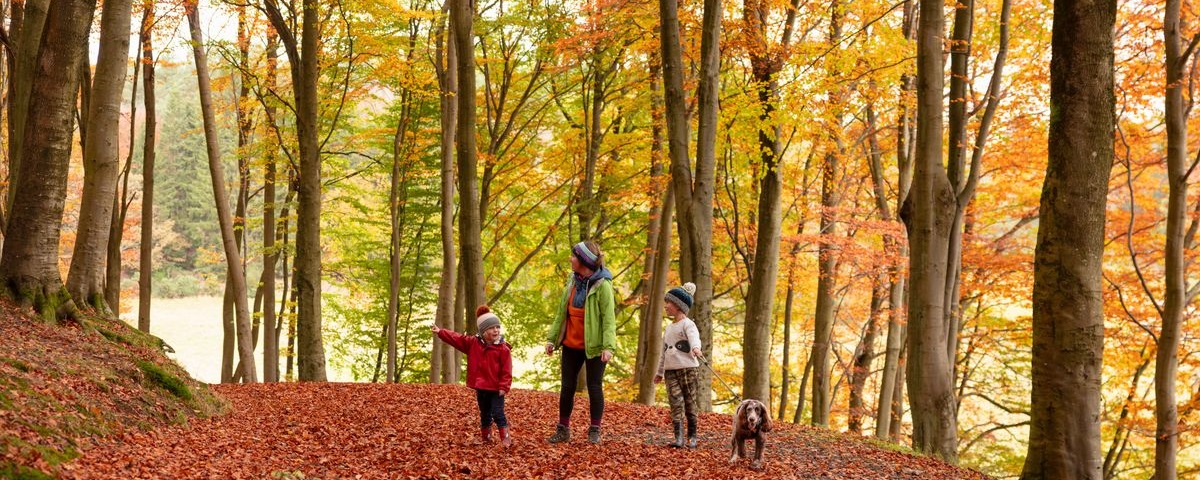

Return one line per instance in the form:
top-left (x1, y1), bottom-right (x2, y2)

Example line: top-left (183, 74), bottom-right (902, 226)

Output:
top-left (61, 382), bottom-right (989, 479)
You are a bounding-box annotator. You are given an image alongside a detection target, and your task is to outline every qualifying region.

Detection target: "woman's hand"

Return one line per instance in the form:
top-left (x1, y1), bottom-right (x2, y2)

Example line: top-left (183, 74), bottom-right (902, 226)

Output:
top-left (545, 343), bottom-right (555, 356)
top-left (653, 374), bottom-right (663, 384)
top-left (431, 324), bottom-right (441, 334)
top-left (600, 350), bottom-right (613, 363)
top-left (691, 347), bottom-right (702, 358)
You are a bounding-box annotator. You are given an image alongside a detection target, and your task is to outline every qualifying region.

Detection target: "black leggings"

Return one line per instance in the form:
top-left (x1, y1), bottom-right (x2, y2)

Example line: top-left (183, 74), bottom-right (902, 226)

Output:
top-left (558, 346), bottom-right (607, 426)
top-left (476, 389), bottom-right (508, 429)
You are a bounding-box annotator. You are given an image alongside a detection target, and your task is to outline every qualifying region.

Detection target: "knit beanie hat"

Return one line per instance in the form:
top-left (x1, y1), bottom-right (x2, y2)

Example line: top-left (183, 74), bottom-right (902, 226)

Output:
top-left (665, 282), bottom-right (696, 314)
top-left (476, 305), bottom-right (501, 333)
top-left (572, 241), bottom-right (600, 271)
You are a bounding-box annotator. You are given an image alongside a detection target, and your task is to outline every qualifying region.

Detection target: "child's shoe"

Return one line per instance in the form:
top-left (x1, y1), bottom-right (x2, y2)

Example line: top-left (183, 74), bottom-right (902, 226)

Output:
top-left (499, 427), bottom-right (512, 447)
top-left (480, 426), bottom-right (493, 444)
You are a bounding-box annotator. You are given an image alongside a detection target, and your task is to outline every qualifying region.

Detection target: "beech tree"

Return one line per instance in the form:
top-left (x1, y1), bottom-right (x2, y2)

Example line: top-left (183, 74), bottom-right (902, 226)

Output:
top-left (66, 0), bottom-right (133, 312)
top-left (0, 0), bottom-right (95, 320)
top-left (1020, 0), bottom-right (1116, 476)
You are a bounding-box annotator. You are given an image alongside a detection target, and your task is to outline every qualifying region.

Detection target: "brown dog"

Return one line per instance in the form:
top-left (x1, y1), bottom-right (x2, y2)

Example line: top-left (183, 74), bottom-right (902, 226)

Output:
top-left (730, 399), bottom-right (772, 471)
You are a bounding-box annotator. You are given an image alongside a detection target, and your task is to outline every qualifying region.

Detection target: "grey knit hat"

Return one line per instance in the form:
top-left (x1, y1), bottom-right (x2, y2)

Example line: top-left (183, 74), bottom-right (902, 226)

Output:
top-left (476, 305), bottom-right (501, 332)
top-left (665, 282), bottom-right (696, 314)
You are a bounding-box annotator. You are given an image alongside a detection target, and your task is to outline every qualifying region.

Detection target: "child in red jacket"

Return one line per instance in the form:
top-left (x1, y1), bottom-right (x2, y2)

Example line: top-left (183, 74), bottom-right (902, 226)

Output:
top-left (432, 305), bottom-right (514, 446)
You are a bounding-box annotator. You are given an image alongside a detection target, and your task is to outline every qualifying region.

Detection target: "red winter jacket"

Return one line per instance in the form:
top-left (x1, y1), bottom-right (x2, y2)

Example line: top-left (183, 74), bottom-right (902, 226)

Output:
top-left (436, 329), bottom-right (513, 393)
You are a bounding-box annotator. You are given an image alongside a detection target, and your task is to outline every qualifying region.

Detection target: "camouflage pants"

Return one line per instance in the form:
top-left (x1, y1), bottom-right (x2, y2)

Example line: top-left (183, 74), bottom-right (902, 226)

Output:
top-left (665, 367), bottom-right (700, 424)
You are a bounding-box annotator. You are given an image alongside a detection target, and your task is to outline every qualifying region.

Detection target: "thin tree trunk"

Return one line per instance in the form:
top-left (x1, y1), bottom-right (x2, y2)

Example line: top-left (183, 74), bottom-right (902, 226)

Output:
top-left (810, 0), bottom-right (845, 427)
top-left (636, 56), bottom-right (669, 405)
top-left (1020, 0), bottom-right (1115, 474)
top-left (0, 0), bottom-right (93, 320)
top-left (106, 39), bottom-right (141, 313)
top-left (778, 283), bottom-right (793, 421)
top-left (66, 0), bottom-right (132, 312)
top-left (261, 30), bottom-right (280, 382)
top-left (793, 351), bottom-right (812, 424)
top-left (137, 0), bottom-right (156, 333)
top-left (637, 189), bottom-right (673, 404)
top-left (848, 278), bottom-right (884, 434)
top-left (186, 1), bottom-right (257, 383)
top-left (388, 105), bottom-right (413, 382)
top-left (431, 3), bottom-right (457, 384)
top-left (1155, 1), bottom-right (1189, 477)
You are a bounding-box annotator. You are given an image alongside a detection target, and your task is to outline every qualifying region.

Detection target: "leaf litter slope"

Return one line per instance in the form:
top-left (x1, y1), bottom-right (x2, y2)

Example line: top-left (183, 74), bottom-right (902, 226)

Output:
top-left (63, 383), bottom-right (988, 479)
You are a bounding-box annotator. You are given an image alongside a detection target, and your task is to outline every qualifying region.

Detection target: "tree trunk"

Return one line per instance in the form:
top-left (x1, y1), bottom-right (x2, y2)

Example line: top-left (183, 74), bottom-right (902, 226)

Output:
top-left (431, 4), bottom-right (457, 384)
top-left (388, 108), bottom-right (413, 382)
top-left (137, 0), bottom-right (156, 333)
top-left (186, 1), bottom-right (257, 383)
top-left (810, 1), bottom-right (846, 427)
top-left (106, 58), bottom-right (138, 314)
top-left (260, 30), bottom-right (280, 382)
top-left (637, 189), bottom-right (673, 404)
top-left (66, 0), bottom-right (132, 313)
top-left (1020, 0), bottom-right (1114, 475)
top-left (660, 0), bottom-right (719, 412)
top-left (264, 0), bottom-right (327, 381)
top-left (635, 56), bottom-right (669, 405)
top-left (1155, 1), bottom-right (1187, 477)
top-left (905, 0), bottom-right (958, 461)
top-left (4, 0), bottom-right (49, 218)
top-left (0, 0), bottom-right (93, 320)
top-left (453, 0), bottom-right (486, 315)
top-left (740, 0), bottom-right (788, 408)
top-left (848, 278), bottom-right (884, 434)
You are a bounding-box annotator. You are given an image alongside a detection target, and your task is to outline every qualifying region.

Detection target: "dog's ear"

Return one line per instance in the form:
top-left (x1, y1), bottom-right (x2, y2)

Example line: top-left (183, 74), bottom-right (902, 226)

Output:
top-left (759, 403), bottom-right (772, 432)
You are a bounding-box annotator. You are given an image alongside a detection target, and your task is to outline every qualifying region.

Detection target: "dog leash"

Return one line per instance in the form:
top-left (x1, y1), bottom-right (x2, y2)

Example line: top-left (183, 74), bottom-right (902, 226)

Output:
top-left (698, 355), bottom-right (741, 403)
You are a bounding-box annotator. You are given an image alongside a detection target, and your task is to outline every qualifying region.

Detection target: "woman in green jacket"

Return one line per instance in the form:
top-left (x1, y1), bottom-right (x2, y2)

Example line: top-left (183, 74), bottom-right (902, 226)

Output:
top-left (544, 240), bottom-right (616, 444)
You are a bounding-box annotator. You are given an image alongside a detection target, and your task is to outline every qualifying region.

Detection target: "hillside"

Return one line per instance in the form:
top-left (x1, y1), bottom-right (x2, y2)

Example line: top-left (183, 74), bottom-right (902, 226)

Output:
top-left (0, 299), bottom-right (224, 479)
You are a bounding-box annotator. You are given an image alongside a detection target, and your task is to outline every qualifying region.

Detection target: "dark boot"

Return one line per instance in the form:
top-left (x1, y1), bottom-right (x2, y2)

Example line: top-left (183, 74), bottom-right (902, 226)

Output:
top-left (686, 417), bottom-right (698, 449)
top-left (547, 424), bottom-right (570, 444)
top-left (668, 421), bottom-right (684, 448)
top-left (499, 427), bottom-right (512, 447)
top-left (480, 426), bottom-right (493, 444)
top-left (587, 425), bottom-right (602, 444)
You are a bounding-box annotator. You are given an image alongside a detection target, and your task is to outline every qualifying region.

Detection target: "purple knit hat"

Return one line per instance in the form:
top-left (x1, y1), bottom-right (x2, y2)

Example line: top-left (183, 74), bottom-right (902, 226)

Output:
top-left (572, 242), bottom-right (600, 270)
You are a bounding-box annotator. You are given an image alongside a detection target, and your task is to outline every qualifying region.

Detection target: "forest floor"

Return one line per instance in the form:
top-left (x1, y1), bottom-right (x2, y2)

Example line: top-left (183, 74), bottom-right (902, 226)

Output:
top-left (0, 298), bottom-right (988, 479)
top-left (60, 382), bottom-right (988, 479)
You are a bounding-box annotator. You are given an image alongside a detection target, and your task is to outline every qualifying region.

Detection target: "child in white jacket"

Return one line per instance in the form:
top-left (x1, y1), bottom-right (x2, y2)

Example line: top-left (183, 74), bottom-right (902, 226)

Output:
top-left (654, 282), bottom-right (702, 448)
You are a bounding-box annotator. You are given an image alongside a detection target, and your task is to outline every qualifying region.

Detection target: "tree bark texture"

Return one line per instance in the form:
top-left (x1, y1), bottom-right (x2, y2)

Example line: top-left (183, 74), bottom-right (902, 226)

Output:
top-left (0, 0), bottom-right (93, 320)
top-left (1020, 0), bottom-right (1115, 475)
top-left (4, 0), bottom-right (49, 217)
top-left (452, 0), bottom-right (486, 318)
top-left (905, 0), bottom-right (959, 462)
top-left (67, 0), bottom-right (132, 312)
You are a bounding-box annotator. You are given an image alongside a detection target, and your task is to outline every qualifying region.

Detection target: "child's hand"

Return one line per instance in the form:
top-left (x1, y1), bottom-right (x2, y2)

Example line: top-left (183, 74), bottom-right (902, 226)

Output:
top-left (653, 374), bottom-right (662, 384)
top-left (500, 390), bottom-right (506, 397)
top-left (545, 343), bottom-right (555, 356)
top-left (431, 324), bottom-right (441, 334)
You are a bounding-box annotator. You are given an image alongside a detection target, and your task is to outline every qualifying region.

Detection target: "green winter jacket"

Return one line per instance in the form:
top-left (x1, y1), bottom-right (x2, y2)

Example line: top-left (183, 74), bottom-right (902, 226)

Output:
top-left (546, 274), bottom-right (617, 359)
